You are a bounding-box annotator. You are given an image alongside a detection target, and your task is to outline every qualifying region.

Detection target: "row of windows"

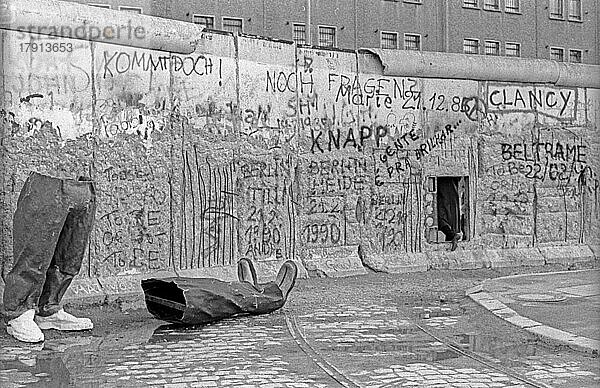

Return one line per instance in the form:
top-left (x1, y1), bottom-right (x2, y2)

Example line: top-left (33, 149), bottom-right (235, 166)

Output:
top-left (193, 15), bottom-right (243, 34)
top-left (91, 1), bottom-right (584, 23)
top-left (194, 18), bottom-right (335, 47)
top-left (295, 24), bottom-right (337, 47)
top-left (550, 47), bottom-right (583, 63)
top-left (385, 0), bottom-right (584, 20)
top-left (90, 9), bottom-right (400, 50)
top-left (89, 5), bottom-right (586, 60)
top-left (380, 32), bottom-right (421, 50)
top-left (549, 0), bottom-right (582, 20)
top-left (90, 4), bottom-right (142, 13)
top-left (462, 39), bottom-right (521, 56)
top-left (463, 0), bottom-right (582, 20)
top-left (462, 38), bottom-right (583, 63)
top-left (463, 0), bottom-right (520, 13)
top-left (92, 7), bottom-right (247, 34)
top-left (297, 25), bottom-right (421, 50)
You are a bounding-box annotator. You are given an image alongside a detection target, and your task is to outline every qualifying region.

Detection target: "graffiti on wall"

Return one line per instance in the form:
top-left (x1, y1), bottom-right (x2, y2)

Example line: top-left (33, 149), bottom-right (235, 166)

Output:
top-left (487, 85), bottom-right (577, 120)
top-left (179, 153), bottom-right (237, 268)
top-left (479, 82), bottom-right (596, 248)
top-left (236, 155), bottom-right (296, 262)
top-left (1, 30), bottom-right (598, 277)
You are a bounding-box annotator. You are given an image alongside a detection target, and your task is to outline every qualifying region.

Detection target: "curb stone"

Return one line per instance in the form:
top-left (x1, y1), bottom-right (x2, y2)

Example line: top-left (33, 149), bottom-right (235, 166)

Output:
top-left (538, 245), bottom-right (595, 266)
top-left (486, 248), bottom-right (545, 268)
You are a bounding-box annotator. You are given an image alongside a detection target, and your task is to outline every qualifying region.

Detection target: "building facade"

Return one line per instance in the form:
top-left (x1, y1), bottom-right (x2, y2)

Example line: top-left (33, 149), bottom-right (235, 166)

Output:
top-left (68, 0), bottom-right (598, 64)
top-left (67, 0), bottom-right (600, 64)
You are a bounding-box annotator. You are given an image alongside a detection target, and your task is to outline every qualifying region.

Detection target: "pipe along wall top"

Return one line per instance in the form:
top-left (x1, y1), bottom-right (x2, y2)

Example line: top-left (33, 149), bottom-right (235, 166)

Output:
top-left (1, 0), bottom-right (598, 88)
top-left (362, 49), bottom-right (600, 89)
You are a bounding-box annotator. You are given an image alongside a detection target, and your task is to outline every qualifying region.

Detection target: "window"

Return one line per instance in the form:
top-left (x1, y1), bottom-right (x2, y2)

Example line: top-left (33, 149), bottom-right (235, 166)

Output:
top-left (484, 40), bottom-right (500, 55)
top-left (222, 17), bottom-right (243, 34)
top-left (318, 26), bottom-right (336, 47)
top-left (463, 0), bottom-right (478, 8)
top-left (550, 47), bottom-right (565, 61)
top-left (119, 6), bottom-right (142, 13)
top-left (505, 42), bottom-right (521, 57)
top-left (549, 0), bottom-right (564, 18)
top-left (381, 31), bottom-right (398, 49)
top-left (569, 49), bottom-right (582, 63)
top-left (568, 0), bottom-right (582, 20)
top-left (404, 33), bottom-right (421, 51)
top-left (484, 0), bottom-right (499, 11)
top-left (90, 4), bottom-right (110, 8)
top-left (424, 176), bottom-right (470, 244)
top-left (292, 23), bottom-right (306, 45)
top-left (505, 0), bottom-right (520, 13)
top-left (463, 38), bottom-right (479, 54)
top-left (192, 15), bottom-right (214, 29)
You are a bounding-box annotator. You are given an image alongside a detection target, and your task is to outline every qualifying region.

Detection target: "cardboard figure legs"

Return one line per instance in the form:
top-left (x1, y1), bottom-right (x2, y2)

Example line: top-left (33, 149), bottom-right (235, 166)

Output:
top-left (142, 259), bottom-right (298, 325)
top-left (3, 172), bottom-right (96, 342)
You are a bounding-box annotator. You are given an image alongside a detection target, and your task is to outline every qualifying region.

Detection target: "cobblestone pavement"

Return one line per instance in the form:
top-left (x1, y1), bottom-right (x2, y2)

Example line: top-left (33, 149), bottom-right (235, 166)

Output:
top-left (1, 270), bottom-right (599, 387)
top-left (292, 302), bottom-right (600, 387)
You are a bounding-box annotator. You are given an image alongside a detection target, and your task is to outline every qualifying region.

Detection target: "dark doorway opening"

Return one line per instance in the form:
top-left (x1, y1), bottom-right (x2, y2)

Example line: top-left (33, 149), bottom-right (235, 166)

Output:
top-left (427, 176), bottom-right (469, 244)
top-left (437, 177), bottom-right (460, 242)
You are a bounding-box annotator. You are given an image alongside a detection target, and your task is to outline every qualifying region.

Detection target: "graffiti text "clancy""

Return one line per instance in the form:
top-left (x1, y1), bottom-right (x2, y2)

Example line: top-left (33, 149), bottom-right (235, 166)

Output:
top-left (488, 86), bottom-right (576, 118)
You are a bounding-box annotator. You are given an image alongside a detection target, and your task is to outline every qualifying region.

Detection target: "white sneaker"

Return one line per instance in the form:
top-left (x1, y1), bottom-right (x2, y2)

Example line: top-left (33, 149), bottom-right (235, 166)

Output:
top-left (35, 309), bottom-right (93, 331)
top-left (6, 309), bottom-right (44, 343)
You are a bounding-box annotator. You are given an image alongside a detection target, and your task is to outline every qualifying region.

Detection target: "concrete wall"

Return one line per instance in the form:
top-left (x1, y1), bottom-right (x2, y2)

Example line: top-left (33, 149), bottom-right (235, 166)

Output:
top-left (1, 21), bottom-right (599, 286)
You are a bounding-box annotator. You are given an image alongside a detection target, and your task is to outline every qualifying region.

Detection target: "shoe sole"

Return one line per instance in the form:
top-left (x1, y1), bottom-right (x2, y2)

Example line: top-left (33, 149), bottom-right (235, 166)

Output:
top-left (276, 261), bottom-right (298, 300)
top-left (7, 326), bottom-right (44, 343)
top-left (237, 258), bottom-right (258, 286)
top-left (36, 322), bottom-right (93, 331)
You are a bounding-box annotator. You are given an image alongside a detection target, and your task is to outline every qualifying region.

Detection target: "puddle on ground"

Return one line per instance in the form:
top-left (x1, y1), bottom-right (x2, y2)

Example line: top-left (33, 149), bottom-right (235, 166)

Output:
top-left (0, 336), bottom-right (101, 387)
top-left (413, 305), bottom-right (456, 319)
top-left (148, 323), bottom-right (211, 343)
top-left (329, 340), bottom-right (461, 361)
top-left (0, 352), bottom-right (72, 387)
top-left (455, 333), bottom-right (538, 359)
top-left (324, 331), bottom-right (539, 365)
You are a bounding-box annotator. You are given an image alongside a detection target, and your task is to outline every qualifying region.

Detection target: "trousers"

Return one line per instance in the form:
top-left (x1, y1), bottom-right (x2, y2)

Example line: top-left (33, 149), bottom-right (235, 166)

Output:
top-left (3, 172), bottom-right (96, 321)
top-left (142, 277), bottom-right (287, 325)
top-left (438, 217), bottom-right (457, 241)
top-left (142, 260), bottom-right (298, 325)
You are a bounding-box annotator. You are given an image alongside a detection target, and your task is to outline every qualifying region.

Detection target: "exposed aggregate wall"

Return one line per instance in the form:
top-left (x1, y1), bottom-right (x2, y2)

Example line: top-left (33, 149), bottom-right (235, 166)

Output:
top-left (1, 28), bottom-right (598, 283)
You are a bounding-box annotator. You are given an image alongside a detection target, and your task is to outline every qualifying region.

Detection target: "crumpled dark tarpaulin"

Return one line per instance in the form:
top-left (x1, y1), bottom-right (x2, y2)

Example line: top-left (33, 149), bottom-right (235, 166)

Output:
top-left (141, 260), bottom-right (297, 325)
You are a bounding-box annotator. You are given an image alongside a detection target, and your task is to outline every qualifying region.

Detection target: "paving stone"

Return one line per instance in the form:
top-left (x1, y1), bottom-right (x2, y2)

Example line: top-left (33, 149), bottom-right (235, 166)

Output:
top-left (574, 371), bottom-right (596, 376)
top-left (173, 376), bottom-right (200, 383)
top-left (190, 381), bottom-right (218, 387)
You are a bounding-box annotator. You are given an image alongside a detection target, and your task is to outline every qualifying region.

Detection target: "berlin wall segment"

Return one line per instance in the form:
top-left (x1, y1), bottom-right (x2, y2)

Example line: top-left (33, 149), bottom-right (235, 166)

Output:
top-left (0, 25), bottom-right (598, 285)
